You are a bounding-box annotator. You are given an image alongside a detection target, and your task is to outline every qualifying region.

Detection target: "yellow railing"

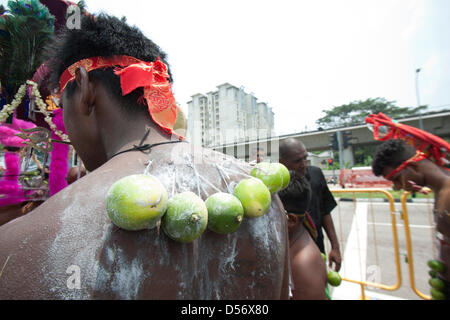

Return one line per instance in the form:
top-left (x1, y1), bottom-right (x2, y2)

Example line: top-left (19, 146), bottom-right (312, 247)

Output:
top-left (400, 191), bottom-right (433, 300)
top-left (331, 189), bottom-right (403, 299)
top-left (330, 188), bottom-right (436, 300)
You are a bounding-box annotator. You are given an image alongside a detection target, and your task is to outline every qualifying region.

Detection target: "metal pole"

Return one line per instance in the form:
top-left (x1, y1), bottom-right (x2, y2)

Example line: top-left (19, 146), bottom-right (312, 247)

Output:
top-left (330, 148), bottom-right (336, 180)
top-left (415, 68), bottom-right (424, 130)
top-left (337, 130), bottom-right (343, 170)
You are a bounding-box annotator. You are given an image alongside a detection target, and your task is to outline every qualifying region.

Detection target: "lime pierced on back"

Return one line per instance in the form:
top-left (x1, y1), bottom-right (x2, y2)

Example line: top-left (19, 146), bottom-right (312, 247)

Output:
top-left (430, 287), bottom-right (446, 300)
top-left (162, 191), bottom-right (208, 243)
top-left (205, 192), bottom-right (244, 234)
top-left (429, 278), bottom-right (445, 291)
top-left (428, 260), bottom-right (446, 273)
top-left (429, 270), bottom-right (438, 278)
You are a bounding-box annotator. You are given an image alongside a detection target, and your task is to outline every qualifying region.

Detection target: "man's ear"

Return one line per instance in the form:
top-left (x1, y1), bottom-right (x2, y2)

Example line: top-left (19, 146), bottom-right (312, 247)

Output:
top-left (287, 213), bottom-right (299, 229)
top-left (74, 66), bottom-right (95, 116)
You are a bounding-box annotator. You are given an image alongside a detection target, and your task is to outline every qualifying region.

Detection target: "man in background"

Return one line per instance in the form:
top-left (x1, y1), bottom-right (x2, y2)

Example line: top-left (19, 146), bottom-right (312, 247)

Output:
top-left (372, 139), bottom-right (450, 299)
top-left (279, 138), bottom-right (341, 272)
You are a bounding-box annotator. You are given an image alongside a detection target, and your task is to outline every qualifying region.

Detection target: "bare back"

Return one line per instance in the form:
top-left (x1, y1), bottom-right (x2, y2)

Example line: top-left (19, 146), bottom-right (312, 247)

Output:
top-left (0, 143), bottom-right (290, 299)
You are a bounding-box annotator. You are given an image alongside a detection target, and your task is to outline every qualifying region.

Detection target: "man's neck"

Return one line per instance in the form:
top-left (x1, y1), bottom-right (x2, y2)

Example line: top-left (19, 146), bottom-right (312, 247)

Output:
top-left (421, 163), bottom-right (449, 197)
top-left (105, 121), bottom-right (173, 161)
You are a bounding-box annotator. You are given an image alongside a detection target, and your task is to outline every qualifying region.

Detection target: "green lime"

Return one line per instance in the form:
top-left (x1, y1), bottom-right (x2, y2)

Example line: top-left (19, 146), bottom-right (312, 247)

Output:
top-left (321, 253), bottom-right (327, 262)
top-left (429, 278), bottom-right (446, 291)
top-left (106, 174), bottom-right (168, 231)
top-left (430, 287), bottom-right (446, 300)
top-left (278, 163), bottom-right (291, 190)
top-left (428, 260), bottom-right (446, 273)
top-left (327, 271), bottom-right (342, 287)
top-left (233, 178), bottom-right (271, 218)
top-left (205, 192), bottom-right (244, 234)
top-left (162, 192), bottom-right (208, 243)
top-left (250, 162), bottom-right (284, 194)
top-left (429, 270), bottom-right (438, 278)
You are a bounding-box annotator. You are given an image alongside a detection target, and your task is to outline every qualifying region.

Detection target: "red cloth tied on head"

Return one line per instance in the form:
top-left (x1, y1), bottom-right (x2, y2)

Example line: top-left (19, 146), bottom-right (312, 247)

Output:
top-left (365, 112), bottom-right (450, 166)
top-left (384, 151), bottom-right (427, 180)
top-left (59, 55), bottom-right (184, 139)
top-left (365, 112), bottom-right (450, 179)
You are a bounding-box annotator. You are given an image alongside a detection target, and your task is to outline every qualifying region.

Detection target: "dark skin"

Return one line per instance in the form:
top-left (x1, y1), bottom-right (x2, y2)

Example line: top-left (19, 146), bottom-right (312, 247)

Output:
top-left (287, 213), bottom-right (327, 299)
top-left (65, 166), bottom-right (87, 185)
top-left (0, 67), bottom-right (290, 299)
top-left (0, 163), bottom-right (86, 227)
top-left (383, 160), bottom-right (450, 283)
top-left (280, 139), bottom-right (341, 272)
top-left (256, 150), bottom-right (264, 163)
top-left (0, 203), bottom-right (30, 226)
top-left (279, 139), bottom-right (332, 299)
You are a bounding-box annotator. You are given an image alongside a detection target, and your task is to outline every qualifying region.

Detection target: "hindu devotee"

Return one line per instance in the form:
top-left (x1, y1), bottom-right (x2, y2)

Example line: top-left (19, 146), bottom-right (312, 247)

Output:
top-left (372, 139), bottom-right (450, 300)
top-left (0, 13), bottom-right (290, 299)
top-left (278, 138), bottom-right (329, 299)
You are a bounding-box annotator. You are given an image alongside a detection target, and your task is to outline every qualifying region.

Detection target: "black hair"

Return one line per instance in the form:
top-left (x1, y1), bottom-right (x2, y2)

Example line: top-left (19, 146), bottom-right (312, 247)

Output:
top-left (371, 139), bottom-right (416, 176)
top-left (46, 13), bottom-right (171, 118)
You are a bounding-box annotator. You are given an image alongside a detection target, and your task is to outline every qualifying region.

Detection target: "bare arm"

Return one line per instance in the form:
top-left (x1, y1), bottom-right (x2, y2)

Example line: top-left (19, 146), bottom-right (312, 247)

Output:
top-left (322, 214), bottom-right (341, 272)
top-left (290, 226), bottom-right (327, 300)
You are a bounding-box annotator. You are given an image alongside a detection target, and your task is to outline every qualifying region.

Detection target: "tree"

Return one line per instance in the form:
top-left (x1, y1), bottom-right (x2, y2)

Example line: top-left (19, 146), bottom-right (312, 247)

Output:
top-left (0, 0), bottom-right (55, 103)
top-left (316, 97), bottom-right (428, 129)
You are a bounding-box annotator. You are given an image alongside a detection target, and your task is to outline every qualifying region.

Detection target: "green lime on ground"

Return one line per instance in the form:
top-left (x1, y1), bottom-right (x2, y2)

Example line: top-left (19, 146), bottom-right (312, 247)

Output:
top-left (327, 271), bottom-right (342, 287)
top-left (429, 278), bottom-right (445, 291)
top-left (233, 178), bottom-right (271, 218)
top-left (428, 260), bottom-right (446, 273)
top-left (430, 287), bottom-right (446, 300)
top-left (205, 192), bottom-right (244, 234)
top-left (162, 191), bottom-right (208, 243)
top-left (106, 174), bottom-right (168, 231)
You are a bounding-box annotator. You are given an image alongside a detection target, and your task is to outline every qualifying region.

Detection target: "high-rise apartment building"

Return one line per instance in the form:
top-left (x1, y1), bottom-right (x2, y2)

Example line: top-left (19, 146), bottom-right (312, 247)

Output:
top-left (187, 83), bottom-right (275, 147)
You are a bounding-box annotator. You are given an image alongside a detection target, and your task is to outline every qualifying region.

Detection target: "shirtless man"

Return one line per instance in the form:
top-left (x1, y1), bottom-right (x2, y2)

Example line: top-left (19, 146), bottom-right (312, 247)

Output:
top-left (0, 13), bottom-right (290, 299)
top-left (372, 139), bottom-right (450, 299)
top-left (279, 138), bottom-right (328, 299)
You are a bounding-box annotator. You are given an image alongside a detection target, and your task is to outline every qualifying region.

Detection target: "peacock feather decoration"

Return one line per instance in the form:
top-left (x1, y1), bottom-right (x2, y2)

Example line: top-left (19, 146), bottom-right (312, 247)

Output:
top-left (0, 0), bottom-right (55, 106)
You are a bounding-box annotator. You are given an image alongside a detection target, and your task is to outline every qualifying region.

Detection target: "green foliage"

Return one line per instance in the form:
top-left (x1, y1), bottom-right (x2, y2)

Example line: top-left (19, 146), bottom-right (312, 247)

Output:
top-left (0, 0), bottom-right (55, 101)
top-left (316, 97), bottom-right (428, 129)
top-left (353, 144), bottom-right (379, 167)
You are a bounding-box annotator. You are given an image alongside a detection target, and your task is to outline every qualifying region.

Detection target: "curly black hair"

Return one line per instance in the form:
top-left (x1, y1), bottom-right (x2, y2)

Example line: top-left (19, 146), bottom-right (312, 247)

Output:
top-left (46, 13), bottom-right (171, 118)
top-left (371, 139), bottom-right (416, 176)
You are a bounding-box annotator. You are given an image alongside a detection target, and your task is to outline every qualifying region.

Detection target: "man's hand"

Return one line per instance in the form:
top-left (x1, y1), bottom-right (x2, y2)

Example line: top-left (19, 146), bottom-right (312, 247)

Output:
top-left (328, 248), bottom-right (342, 272)
top-left (407, 180), bottom-right (430, 195)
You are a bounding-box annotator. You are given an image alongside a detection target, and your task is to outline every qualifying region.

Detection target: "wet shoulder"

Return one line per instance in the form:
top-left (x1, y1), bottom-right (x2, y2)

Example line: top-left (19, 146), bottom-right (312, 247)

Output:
top-left (0, 144), bottom-right (289, 299)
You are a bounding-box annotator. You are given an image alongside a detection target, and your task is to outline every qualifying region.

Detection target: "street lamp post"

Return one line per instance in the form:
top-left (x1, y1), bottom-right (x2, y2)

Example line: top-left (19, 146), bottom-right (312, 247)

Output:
top-left (415, 68), bottom-right (424, 130)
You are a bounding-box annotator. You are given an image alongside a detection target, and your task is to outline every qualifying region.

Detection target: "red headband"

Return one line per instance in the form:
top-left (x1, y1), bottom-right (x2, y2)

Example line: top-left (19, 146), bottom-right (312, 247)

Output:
top-left (59, 55), bottom-right (184, 139)
top-left (385, 151), bottom-right (427, 180)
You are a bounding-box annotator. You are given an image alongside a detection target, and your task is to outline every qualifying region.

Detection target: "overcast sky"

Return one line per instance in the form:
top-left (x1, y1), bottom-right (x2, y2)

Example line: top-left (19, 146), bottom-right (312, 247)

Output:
top-left (2, 0), bottom-right (450, 135)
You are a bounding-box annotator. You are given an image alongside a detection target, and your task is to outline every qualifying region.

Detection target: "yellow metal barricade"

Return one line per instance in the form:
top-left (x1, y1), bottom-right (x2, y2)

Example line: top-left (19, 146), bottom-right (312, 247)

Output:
top-left (329, 188), bottom-right (436, 300)
top-left (400, 191), bottom-right (433, 300)
top-left (330, 189), bottom-right (403, 299)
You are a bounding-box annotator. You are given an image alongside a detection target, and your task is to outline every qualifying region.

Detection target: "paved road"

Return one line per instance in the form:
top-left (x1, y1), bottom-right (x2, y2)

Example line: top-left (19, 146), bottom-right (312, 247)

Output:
top-left (324, 197), bottom-right (436, 300)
